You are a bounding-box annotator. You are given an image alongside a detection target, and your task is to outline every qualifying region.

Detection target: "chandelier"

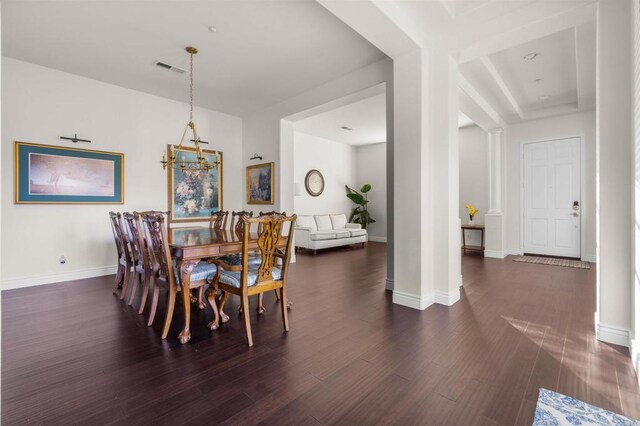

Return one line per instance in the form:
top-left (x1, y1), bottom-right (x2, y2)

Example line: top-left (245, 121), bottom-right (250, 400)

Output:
top-left (161, 46), bottom-right (218, 172)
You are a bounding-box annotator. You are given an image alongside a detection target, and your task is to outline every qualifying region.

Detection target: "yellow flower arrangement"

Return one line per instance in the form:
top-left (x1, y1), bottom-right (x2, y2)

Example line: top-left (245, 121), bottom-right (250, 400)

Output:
top-left (465, 203), bottom-right (478, 220)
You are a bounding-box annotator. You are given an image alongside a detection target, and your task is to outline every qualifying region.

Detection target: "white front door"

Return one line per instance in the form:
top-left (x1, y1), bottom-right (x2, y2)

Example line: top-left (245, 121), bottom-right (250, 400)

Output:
top-left (523, 137), bottom-right (581, 258)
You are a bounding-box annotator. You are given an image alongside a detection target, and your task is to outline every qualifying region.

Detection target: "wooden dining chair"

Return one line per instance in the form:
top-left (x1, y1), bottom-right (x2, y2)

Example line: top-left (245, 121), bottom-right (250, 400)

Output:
top-left (142, 212), bottom-right (219, 339)
top-left (258, 211), bottom-right (292, 310)
top-left (209, 214), bottom-right (296, 347)
top-left (209, 210), bottom-right (228, 231)
top-left (210, 211), bottom-right (267, 313)
top-left (109, 212), bottom-right (132, 300)
top-left (122, 212), bottom-right (153, 313)
top-left (143, 210), bottom-right (206, 309)
top-left (229, 210), bottom-right (254, 238)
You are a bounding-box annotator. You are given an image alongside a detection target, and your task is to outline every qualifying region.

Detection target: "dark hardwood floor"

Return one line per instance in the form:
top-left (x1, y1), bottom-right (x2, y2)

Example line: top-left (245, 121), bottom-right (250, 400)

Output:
top-left (2, 242), bottom-right (639, 425)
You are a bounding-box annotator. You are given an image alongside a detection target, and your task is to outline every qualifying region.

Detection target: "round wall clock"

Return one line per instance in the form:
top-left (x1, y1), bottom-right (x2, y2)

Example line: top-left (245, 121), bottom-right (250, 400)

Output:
top-left (304, 169), bottom-right (325, 197)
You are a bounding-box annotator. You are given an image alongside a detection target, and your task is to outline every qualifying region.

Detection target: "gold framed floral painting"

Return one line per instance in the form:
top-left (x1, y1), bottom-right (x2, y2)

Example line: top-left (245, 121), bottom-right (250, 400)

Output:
top-left (246, 162), bottom-right (274, 205)
top-left (166, 144), bottom-right (223, 223)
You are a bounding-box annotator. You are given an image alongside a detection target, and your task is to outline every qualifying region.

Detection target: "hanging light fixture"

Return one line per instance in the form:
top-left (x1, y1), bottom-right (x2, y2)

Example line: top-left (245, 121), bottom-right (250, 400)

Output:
top-left (161, 46), bottom-right (218, 172)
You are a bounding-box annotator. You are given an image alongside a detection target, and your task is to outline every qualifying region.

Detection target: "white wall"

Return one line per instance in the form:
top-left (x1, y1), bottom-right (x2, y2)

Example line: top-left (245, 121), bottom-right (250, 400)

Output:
top-left (356, 142), bottom-right (387, 241)
top-left (505, 111), bottom-right (597, 260)
top-left (1, 57), bottom-right (243, 289)
top-left (293, 131), bottom-right (356, 217)
top-left (631, 0), bottom-right (640, 371)
top-left (459, 125), bottom-right (488, 246)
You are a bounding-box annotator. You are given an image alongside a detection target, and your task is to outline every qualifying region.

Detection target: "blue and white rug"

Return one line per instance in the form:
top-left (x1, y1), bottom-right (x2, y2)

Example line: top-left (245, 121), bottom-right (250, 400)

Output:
top-left (534, 388), bottom-right (639, 425)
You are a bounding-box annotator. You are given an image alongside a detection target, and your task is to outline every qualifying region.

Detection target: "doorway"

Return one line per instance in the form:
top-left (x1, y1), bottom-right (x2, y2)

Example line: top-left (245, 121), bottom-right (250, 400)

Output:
top-left (522, 137), bottom-right (581, 258)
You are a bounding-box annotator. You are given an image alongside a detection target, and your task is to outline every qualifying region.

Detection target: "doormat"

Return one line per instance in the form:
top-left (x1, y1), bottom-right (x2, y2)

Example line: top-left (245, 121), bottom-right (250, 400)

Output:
top-left (534, 388), bottom-right (638, 425)
top-left (513, 255), bottom-right (590, 269)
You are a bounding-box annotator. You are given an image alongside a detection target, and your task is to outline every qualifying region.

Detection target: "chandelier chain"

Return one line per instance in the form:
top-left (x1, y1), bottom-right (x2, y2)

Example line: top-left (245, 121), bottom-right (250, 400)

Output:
top-left (189, 50), bottom-right (194, 122)
top-left (160, 46), bottom-right (219, 172)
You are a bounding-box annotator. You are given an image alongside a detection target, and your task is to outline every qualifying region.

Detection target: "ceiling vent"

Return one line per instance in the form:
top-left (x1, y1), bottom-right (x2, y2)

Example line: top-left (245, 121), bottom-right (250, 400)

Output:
top-left (154, 60), bottom-right (186, 74)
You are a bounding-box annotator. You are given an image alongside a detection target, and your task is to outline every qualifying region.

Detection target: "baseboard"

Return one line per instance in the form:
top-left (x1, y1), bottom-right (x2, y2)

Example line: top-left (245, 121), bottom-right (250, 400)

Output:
top-left (484, 250), bottom-right (506, 259)
top-left (368, 236), bottom-right (387, 243)
top-left (392, 290), bottom-right (434, 310)
top-left (385, 278), bottom-right (394, 291)
top-left (434, 289), bottom-right (460, 306)
top-left (631, 339), bottom-right (640, 380)
top-left (2, 265), bottom-right (118, 291)
top-left (582, 254), bottom-right (596, 263)
top-left (596, 323), bottom-right (631, 347)
top-left (507, 248), bottom-right (523, 256)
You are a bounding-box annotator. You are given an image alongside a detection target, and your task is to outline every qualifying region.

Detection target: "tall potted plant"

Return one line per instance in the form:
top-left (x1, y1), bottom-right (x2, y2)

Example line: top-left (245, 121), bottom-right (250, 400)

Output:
top-left (345, 184), bottom-right (376, 229)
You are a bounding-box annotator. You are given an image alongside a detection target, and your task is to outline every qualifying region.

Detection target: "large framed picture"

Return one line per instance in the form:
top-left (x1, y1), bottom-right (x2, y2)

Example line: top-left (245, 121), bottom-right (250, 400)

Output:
top-left (246, 162), bottom-right (274, 205)
top-left (167, 144), bottom-right (223, 223)
top-left (14, 141), bottom-right (124, 204)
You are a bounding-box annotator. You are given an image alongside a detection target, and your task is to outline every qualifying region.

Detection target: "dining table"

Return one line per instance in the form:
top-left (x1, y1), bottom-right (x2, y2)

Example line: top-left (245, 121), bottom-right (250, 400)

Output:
top-left (168, 226), bottom-right (286, 344)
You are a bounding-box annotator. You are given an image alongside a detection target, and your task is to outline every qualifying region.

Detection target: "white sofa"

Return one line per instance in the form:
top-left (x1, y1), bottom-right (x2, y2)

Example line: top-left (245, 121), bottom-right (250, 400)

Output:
top-left (295, 214), bottom-right (368, 254)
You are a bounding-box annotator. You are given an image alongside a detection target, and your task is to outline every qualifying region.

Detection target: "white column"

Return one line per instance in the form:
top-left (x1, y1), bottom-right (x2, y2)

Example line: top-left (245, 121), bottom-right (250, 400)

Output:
top-left (484, 128), bottom-right (507, 258)
top-left (596, 0), bottom-right (633, 346)
top-left (279, 119), bottom-right (296, 263)
top-left (488, 128), bottom-right (504, 213)
top-left (393, 47), bottom-right (460, 310)
top-left (433, 54), bottom-right (462, 304)
top-left (392, 49), bottom-right (433, 310)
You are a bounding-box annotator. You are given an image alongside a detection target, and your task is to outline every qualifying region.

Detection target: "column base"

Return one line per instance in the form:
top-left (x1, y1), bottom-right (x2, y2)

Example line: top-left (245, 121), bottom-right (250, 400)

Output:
top-left (385, 278), bottom-right (394, 291)
top-left (484, 212), bottom-right (506, 258)
top-left (392, 290), bottom-right (434, 310)
top-left (434, 289), bottom-right (460, 306)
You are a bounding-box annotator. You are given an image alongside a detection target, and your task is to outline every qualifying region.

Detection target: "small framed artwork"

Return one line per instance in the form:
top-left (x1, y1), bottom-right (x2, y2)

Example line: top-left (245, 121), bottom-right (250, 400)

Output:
top-left (167, 144), bottom-right (223, 223)
top-left (246, 162), bottom-right (274, 205)
top-left (14, 141), bottom-right (124, 204)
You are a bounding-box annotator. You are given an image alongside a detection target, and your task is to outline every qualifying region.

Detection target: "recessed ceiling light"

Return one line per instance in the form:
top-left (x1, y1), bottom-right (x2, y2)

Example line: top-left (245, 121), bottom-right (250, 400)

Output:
top-left (208, 26), bottom-right (218, 33)
top-left (523, 52), bottom-right (538, 60)
top-left (340, 126), bottom-right (353, 131)
top-left (534, 78), bottom-right (543, 83)
top-left (539, 95), bottom-right (550, 101)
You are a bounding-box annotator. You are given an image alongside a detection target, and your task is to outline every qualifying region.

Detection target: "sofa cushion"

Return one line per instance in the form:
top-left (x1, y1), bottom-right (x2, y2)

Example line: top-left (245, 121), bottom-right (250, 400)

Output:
top-left (334, 229), bottom-right (351, 239)
top-left (296, 215), bottom-right (317, 231)
top-left (330, 214), bottom-right (348, 230)
top-left (310, 231), bottom-right (336, 241)
top-left (349, 229), bottom-right (367, 237)
top-left (315, 215), bottom-right (332, 231)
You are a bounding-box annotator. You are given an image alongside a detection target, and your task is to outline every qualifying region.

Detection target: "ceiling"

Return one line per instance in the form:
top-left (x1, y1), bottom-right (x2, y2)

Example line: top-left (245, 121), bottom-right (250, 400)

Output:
top-left (1, 0), bottom-right (387, 117)
top-left (344, 0), bottom-right (597, 130)
top-left (459, 23), bottom-right (595, 125)
top-left (294, 93), bottom-right (386, 146)
top-left (2, 0), bottom-right (598, 128)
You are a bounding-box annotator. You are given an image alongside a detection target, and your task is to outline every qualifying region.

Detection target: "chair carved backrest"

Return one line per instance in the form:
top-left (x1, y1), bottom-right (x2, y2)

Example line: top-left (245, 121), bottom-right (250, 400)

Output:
top-left (242, 214), bottom-right (296, 287)
top-left (210, 210), bottom-right (228, 231)
top-left (109, 212), bottom-right (128, 261)
top-left (141, 213), bottom-right (177, 291)
top-left (123, 212), bottom-right (147, 268)
top-left (230, 211), bottom-right (253, 240)
top-left (139, 210), bottom-right (170, 218)
top-left (137, 210), bottom-right (169, 242)
top-left (259, 211), bottom-right (286, 217)
top-left (258, 211), bottom-right (286, 235)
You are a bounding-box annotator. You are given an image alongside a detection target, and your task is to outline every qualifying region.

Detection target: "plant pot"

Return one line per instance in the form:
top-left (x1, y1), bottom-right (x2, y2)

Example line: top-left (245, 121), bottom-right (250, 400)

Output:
top-left (468, 220), bottom-right (475, 226)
